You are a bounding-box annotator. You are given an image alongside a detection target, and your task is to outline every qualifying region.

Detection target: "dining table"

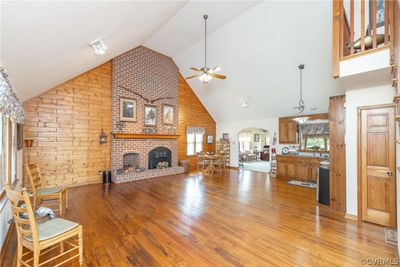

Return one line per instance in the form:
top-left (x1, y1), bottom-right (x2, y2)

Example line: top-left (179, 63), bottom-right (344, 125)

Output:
top-left (203, 154), bottom-right (220, 174)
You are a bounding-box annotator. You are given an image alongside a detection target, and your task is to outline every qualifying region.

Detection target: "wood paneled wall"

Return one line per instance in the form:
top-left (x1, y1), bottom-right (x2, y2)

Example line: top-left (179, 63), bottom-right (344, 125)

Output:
top-left (23, 62), bottom-right (112, 187)
top-left (178, 75), bottom-right (216, 170)
top-left (22, 62), bottom-right (215, 183)
top-left (329, 95), bottom-right (346, 213)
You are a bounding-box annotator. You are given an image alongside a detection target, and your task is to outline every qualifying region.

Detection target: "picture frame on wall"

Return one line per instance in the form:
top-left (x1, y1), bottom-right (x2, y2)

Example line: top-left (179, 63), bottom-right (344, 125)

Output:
top-left (254, 134), bottom-right (260, 142)
top-left (144, 105), bottom-right (157, 126)
top-left (119, 97), bottom-right (137, 122)
top-left (162, 104), bottom-right (174, 125)
top-left (207, 135), bottom-right (213, 144)
top-left (222, 133), bottom-right (229, 140)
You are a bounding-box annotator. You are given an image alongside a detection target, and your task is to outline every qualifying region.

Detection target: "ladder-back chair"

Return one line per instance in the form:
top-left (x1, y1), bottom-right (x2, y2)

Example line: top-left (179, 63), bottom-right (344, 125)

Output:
top-left (5, 185), bottom-right (83, 267)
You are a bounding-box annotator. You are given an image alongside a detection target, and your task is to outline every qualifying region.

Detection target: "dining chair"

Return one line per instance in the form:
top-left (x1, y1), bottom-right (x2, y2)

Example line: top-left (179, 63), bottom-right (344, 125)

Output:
top-left (196, 153), bottom-right (209, 172)
top-left (5, 185), bottom-right (83, 267)
top-left (26, 163), bottom-right (68, 215)
top-left (213, 155), bottom-right (224, 175)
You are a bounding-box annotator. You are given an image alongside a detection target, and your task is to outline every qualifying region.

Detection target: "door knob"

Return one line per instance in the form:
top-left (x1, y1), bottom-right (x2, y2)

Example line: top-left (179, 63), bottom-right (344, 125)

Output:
top-left (387, 170), bottom-right (393, 176)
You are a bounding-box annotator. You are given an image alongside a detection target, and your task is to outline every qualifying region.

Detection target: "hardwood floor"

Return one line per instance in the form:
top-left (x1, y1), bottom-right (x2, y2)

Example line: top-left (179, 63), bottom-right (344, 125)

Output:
top-left (2, 169), bottom-right (398, 266)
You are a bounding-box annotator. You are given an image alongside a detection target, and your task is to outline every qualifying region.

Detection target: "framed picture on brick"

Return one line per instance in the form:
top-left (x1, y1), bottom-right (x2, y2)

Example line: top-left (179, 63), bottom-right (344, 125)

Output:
top-left (120, 97), bottom-right (137, 122)
top-left (162, 104), bottom-right (174, 125)
top-left (144, 105), bottom-right (157, 126)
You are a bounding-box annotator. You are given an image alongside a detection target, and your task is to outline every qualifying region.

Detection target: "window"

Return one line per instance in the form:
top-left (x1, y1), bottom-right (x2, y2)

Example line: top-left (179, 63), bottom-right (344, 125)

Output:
top-left (187, 132), bottom-right (195, 156)
top-left (301, 134), bottom-right (329, 151)
top-left (0, 113), bottom-right (9, 195)
top-left (195, 133), bottom-right (203, 153)
top-left (238, 132), bottom-right (252, 152)
top-left (187, 127), bottom-right (204, 156)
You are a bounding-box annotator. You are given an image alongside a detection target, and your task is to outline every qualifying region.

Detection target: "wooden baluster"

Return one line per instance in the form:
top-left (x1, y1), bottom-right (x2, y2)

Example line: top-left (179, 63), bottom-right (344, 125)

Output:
top-left (361, 0), bottom-right (365, 52)
top-left (350, 0), bottom-right (354, 55)
top-left (384, 0), bottom-right (389, 44)
top-left (371, 0), bottom-right (377, 49)
top-left (332, 0), bottom-right (340, 78)
top-left (339, 0), bottom-right (344, 57)
top-left (389, 0), bottom-right (395, 62)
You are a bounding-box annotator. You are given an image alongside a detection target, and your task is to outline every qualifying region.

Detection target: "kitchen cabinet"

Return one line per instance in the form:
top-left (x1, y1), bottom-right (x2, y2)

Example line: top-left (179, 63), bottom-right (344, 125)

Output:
top-left (297, 164), bottom-right (309, 180)
top-left (287, 163), bottom-right (296, 177)
top-left (277, 162), bottom-right (287, 176)
top-left (279, 117), bottom-right (298, 144)
top-left (277, 155), bottom-right (326, 181)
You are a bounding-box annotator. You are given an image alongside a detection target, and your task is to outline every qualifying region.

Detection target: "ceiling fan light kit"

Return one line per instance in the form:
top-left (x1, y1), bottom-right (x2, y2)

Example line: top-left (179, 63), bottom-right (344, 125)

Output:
top-left (186, 14), bottom-right (226, 84)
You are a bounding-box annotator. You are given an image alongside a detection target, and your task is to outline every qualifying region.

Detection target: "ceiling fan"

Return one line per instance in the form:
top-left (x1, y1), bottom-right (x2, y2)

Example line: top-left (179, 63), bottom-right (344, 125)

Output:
top-left (186, 14), bottom-right (226, 84)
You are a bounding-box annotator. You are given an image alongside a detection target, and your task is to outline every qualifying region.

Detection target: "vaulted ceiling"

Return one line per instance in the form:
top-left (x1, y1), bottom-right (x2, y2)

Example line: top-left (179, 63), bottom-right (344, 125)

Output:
top-left (1, 1), bottom-right (343, 123)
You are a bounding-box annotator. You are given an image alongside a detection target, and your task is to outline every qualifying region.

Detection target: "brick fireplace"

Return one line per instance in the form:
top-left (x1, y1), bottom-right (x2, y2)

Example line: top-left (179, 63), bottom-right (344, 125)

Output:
top-left (111, 46), bottom-right (184, 183)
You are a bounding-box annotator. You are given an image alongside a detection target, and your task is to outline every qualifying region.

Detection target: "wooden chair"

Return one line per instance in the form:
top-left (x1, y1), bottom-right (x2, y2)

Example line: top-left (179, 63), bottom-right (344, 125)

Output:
top-left (26, 163), bottom-right (68, 215)
top-left (5, 185), bottom-right (83, 267)
top-left (196, 153), bottom-right (209, 172)
top-left (213, 155), bottom-right (224, 175)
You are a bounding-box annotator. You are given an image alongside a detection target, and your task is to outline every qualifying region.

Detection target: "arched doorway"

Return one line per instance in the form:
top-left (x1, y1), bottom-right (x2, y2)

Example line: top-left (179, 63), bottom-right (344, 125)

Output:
top-left (238, 128), bottom-right (271, 173)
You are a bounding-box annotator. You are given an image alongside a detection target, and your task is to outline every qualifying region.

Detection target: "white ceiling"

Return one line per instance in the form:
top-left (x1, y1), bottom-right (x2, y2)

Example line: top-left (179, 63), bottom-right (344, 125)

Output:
top-left (1, 1), bottom-right (343, 123)
top-left (1, 0), bottom-right (258, 101)
top-left (174, 1), bottom-right (344, 122)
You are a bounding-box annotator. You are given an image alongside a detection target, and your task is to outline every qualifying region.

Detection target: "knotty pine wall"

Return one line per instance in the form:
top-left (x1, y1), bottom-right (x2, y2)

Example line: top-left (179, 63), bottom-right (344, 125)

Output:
top-left (23, 62), bottom-right (112, 187)
top-left (22, 60), bottom-right (216, 185)
top-left (178, 75), bottom-right (216, 170)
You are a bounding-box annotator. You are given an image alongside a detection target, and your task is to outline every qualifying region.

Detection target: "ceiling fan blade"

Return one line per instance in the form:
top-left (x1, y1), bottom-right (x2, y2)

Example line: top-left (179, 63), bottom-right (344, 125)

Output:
top-left (185, 74), bottom-right (202, 79)
top-left (209, 66), bottom-right (221, 73)
top-left (190, 67), bottom-right (202, 72)
top-left (209, 73), bottom-right (226, 79)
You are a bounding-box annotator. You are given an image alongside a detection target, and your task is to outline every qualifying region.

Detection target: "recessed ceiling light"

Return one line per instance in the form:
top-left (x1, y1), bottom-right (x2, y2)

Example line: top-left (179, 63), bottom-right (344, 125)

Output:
top-left (89, 39), bottom-right (107, 55)
top-left (241, 101), bottom-right (250, 108)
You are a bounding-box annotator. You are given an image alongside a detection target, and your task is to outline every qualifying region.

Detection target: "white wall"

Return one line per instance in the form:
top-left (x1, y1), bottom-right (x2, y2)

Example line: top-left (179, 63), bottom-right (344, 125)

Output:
top-left (217, 118), bottom-right (287, 167)
top-left (345, 84), bottom-right (394, 215)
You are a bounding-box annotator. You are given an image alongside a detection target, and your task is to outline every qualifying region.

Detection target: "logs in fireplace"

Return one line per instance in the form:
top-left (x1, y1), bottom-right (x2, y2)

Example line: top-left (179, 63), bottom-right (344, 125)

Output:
top-left (148, 147), bottom-right (172, 169)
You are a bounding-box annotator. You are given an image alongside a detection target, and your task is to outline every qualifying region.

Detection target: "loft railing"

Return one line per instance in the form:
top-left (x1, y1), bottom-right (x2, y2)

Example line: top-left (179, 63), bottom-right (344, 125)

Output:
top-left (332, 0), bottom-right (396, 77)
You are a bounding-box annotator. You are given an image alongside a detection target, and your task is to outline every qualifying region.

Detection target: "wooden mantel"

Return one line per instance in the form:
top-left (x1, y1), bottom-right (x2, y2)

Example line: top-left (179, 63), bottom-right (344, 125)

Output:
top-left (113, 133), bottom-right (179, 139)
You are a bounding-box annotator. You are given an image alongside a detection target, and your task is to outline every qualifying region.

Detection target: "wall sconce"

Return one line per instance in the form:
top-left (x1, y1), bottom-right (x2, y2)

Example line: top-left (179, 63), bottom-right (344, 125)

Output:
top-left (100, 128), bottom-right (107, 144)
top-left (24, 139), bottom-right (34, 164)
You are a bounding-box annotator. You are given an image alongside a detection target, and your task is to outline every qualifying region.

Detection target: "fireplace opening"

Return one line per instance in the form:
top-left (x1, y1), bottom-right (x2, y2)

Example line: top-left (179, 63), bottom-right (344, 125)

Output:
top-left (148, 147), bottom-right (172, 169)
top-left (123, 153), bottom-right (139, 169)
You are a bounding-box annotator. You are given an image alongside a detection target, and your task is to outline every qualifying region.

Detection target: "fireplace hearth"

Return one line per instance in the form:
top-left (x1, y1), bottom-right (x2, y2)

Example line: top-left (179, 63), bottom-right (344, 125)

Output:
top-left (148, 147), bottom-right (172, 169)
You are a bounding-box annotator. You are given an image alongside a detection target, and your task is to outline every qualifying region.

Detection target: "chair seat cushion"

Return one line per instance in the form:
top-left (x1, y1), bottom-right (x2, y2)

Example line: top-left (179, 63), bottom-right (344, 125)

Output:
top-left (25, 218), bottom-right (79, 241)
top-left (37, 186), bottom-right (63, 195)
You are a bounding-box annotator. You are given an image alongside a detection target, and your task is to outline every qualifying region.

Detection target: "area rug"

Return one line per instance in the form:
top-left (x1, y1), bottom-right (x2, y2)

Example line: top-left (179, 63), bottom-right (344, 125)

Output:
top-left (384, 228), bottom-right (398, 246)
top-left (287, 179), bottom-right (317, 189)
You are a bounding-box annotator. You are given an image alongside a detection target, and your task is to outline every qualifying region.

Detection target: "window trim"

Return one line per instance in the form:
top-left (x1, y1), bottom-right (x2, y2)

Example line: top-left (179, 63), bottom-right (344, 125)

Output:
top-left (0, 116), bottom-right (14, 201)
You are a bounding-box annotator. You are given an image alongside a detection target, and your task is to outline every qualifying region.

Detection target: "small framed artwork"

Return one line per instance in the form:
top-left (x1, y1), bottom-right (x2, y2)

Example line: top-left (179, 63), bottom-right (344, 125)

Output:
top-left (254, 134), bottom-right (260, 142)
top-left (207, 135), bottom-right (213, 144)
top-left (162, 104), bottom-right (174, 125)
top-left (120, 97), bottom-right (137, 122)
top-left (222, 133), bottom-right (229, 140)
top-left (144, 105), bottom-right (157, 126)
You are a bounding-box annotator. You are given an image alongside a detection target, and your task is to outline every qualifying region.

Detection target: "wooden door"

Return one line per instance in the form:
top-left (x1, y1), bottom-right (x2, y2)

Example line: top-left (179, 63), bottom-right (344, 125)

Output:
top-left (279, 120), bottom-right (288, 143)
top-left (287, 121), bottom-right (298, 144)
top-left (359, 105), bottom-right (396, 227)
